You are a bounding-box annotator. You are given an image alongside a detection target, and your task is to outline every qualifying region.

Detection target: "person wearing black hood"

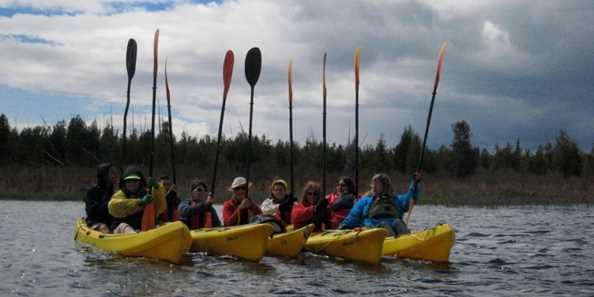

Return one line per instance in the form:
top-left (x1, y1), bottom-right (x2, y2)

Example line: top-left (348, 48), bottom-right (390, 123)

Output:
top-left (108, 166), bottom-right (166, 233)
top-left (83, 163), bottom-right (120, 233)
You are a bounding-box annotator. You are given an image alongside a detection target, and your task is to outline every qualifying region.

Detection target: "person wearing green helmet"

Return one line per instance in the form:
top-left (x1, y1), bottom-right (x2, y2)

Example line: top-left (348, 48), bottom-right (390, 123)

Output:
top-left (108, 166), bottom-right (166, 233)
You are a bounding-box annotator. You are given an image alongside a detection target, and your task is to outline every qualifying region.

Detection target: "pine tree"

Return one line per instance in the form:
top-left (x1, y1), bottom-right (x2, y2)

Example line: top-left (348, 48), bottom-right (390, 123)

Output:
top-left (451, 120), bottom-right (477, 177)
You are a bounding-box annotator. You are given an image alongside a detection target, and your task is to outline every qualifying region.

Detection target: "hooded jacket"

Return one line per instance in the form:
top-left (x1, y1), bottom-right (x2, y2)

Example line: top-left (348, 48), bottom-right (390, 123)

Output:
top-left (108, 166), bottom-right (166, 230)
top-left (84, 163), bottom-right (116, 226)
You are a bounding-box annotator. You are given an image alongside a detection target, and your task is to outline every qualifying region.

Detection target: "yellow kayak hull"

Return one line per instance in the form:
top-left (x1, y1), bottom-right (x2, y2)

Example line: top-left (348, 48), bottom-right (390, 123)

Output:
top-left (383, 224), bottom-right (455, 262)
top-left (267, 224), bottom-right (314, 257)
top-left (74, 219), bottom-right (192, 264)
top-left (190, 224), bottom-right (273, 262)
top-left (305, 228), bottom-right (388, 265)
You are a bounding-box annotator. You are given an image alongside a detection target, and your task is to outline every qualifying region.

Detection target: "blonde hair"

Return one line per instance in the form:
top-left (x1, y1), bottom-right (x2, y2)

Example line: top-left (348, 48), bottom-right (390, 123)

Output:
top-left (371, 173), bottom-right (393, 196)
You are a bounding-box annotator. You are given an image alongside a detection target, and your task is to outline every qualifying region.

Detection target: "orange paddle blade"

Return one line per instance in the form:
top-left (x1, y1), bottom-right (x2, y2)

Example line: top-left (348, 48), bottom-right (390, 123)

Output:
top-left (223, 50), bottom-right (234, 97)
top-left (433, 42), bottom-right (447, 93)
top-left (288, 60), bottom-right (293, 103)
top-left (141, 202), bottom-right (156, 231)
top-left (353, 48), bottom-right (361, 85)
top-left (153, 29), bottom-right (159, 75)
top-left (165, 59), bottom-right (171, 100)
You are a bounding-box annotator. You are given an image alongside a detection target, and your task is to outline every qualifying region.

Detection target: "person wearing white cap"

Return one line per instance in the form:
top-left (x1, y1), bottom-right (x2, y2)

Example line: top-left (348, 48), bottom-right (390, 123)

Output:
top-left (222, 177), bottom-right (262, 226)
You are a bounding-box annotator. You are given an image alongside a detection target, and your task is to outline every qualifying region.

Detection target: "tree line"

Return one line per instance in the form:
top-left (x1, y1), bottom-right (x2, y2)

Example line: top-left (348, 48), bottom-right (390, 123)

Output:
top-left (1, 114), bottom-right (592, 181)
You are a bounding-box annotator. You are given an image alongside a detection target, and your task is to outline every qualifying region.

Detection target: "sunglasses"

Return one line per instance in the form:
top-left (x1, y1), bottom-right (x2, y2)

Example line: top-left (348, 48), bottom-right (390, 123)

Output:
top-left (306, 192), bottom-right (317, 196)
top-left (192, 187), bottom-right (206, 193)
top-left (338, 183), bottom-right (347, 187)
top-left (233, 186), bottom-right (247, 191)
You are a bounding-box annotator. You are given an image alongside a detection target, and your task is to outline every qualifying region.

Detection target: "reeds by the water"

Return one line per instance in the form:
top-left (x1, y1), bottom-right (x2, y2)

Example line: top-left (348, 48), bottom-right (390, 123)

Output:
top-left (1, 165), bottom-right (591, 205)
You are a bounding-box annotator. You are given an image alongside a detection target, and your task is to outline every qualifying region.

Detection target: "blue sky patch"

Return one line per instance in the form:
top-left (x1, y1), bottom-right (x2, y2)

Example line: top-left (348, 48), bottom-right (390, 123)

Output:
top-left (0, 34), bottom-right (62, 46)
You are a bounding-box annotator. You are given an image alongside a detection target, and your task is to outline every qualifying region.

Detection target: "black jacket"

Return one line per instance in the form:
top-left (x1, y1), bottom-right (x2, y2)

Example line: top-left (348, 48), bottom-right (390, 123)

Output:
top-left (84, 163), bottom-right (115, 226)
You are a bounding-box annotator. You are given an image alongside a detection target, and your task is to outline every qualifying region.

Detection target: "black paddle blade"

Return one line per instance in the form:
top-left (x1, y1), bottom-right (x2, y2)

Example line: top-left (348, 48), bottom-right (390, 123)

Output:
top-left (126, 39), bottom-right (137, 79)
top-left (244, 47), bottom-right (262, 87)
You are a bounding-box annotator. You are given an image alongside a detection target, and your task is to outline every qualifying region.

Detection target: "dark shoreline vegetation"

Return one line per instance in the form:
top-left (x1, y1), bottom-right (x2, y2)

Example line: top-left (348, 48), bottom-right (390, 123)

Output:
top-left (0, 114), bottom-right (592, 205)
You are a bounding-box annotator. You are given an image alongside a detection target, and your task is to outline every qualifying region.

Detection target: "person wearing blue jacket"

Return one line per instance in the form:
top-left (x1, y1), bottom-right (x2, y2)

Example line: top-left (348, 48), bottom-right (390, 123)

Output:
top-left (338, 172), bottom-right (422, 236)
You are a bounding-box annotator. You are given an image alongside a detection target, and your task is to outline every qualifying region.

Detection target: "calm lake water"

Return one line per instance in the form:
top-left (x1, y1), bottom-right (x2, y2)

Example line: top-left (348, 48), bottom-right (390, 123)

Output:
top-left (0, 201), bottom-right (593, 296)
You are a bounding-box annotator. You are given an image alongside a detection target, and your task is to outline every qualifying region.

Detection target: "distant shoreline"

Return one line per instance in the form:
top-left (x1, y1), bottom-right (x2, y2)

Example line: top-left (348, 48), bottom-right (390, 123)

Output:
top-left (2, 171), bottom-right (591, 206)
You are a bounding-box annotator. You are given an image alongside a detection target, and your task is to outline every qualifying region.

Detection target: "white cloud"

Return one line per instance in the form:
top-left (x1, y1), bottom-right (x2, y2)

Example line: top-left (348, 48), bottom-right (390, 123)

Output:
top-left (0, 0), bottom-right (592, 149)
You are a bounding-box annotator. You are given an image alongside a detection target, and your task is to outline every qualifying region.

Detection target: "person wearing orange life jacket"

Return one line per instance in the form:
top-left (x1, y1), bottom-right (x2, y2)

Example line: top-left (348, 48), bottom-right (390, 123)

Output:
top-left (158, 175), bottom-right (180, 222)
top-left (291, 181), bottom-right (330, 230)
top-left (222, 177), bottom-right (262, 226)
top-left (260, 178), bottom-right (296, 225)
top-left (108, 166), bottom-right (166, 234)
top-left (326, 176), bottom-right (357, 229)
top-left (178, 179), bottom-right (221, 229)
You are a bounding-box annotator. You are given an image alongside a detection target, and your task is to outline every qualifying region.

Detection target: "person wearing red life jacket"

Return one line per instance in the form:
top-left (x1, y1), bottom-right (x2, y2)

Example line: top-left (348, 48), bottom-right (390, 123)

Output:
top-left (222, 177), bottom-right (262, 226)
top-left (291, 181), bottom-right (329, 230)
top-left (326, 177), bottom-right (357, 229)
top-left (178, 179), bottom-right (221, 229)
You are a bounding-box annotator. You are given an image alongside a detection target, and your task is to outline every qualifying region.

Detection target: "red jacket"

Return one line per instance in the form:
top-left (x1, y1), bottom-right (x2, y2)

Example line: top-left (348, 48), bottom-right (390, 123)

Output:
top-left (291, 201), bottom-right (316, 229)
top-left (223, 197), bottom-right (262, 226)
top-left (326, 193), bottom-right (352, 229)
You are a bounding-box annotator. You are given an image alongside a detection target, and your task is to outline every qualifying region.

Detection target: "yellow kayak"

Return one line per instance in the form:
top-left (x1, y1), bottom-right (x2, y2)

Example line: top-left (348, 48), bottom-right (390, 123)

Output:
top-left (267, 224), bottom-right (314, 257)
top-left (305, 228), bottom-right (388, 264)
top-left (383, 224), bottom-right (455, 262)
top-left (74, 219), bottom-right (191, 264)
top-left (190, 224), bottom-right (273, 262)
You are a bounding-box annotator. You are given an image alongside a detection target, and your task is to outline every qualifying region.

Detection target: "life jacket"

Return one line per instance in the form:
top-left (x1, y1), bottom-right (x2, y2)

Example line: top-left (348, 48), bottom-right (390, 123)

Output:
top-left (367, 194), bottom-right (400, 219)
top-left (189, 201), bottom-right (214, 229)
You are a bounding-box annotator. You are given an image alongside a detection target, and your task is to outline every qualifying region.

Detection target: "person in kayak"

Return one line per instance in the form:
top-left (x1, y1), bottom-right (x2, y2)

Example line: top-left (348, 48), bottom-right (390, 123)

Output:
top-left (178, 179), bottom-right (221, 229)
top-left (159, 175), bottom-right (180, 222)
top-left (84, 163), bottom-right (120, 233)
top-left (326, 177), bottom-right (357, 229)
top-left (291, 181), bottom-right (330, 230)
top-left (338, 172), bottom-right (422, 236)
top-left (222, 177), bottom-right (262, 226)
top-left (260, 178), bottom-right (296, 225)
top-left (108, 166), bottom-right (166, 233)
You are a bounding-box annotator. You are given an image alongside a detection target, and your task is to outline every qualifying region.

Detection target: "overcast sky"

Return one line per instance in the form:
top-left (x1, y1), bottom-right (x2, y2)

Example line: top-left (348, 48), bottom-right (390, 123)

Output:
top-left (1, 0), bottom-right (592, 151)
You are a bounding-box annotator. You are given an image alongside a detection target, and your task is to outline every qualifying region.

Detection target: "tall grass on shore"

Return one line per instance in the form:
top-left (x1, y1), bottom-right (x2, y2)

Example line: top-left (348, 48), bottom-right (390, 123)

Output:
top-left (1, 165), bottom-right (591, 205)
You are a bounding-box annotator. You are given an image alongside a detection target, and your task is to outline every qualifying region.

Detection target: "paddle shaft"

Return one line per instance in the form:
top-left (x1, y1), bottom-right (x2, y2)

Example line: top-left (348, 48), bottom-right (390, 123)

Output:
top-left (165, 66), bottom-right (176, 184)
top-left (322, 53), bottom-right (327, 197)
top-left (355, 83), bottom-right (359, 196)
top-left (211, 88), bottom-right (228, 194)
top-left (246, 87), bottom-right (255, 198)
top-left (123, 78), bottom-right (131, 162)
top-left (289, 92), bottom-right (294, 196)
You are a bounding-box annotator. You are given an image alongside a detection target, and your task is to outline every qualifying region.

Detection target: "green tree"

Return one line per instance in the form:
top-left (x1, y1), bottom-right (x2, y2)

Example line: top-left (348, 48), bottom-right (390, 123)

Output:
top-left (0, 114), bottom-right (11, 162)
top-left (450, 120), bottom-right (477, 177)
top-left (552, 130), bottom-right (581, 177)
top-left (392, 126), bottom-right (414, 173)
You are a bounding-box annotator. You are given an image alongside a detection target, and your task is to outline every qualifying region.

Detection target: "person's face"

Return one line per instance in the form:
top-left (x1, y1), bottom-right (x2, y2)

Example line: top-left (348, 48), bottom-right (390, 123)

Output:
top-left (272, 185), bottom-right (286, 200)
top-left (337, 180), bottom-right (349, 195)
top-left (161, 179), bottom-right (172, 191)
top-left (125, 180), bottom-right (141, 192)
top-left (372, 179), bottom-right (383, 193)
top-left (305, 188), bottom-right (318, 204)
top-left (109, 167), bottom-right (119, 185)
top-left (191, 185), bottom-right (207, 201)
top-left (233, 186), bottom-right (247, 199)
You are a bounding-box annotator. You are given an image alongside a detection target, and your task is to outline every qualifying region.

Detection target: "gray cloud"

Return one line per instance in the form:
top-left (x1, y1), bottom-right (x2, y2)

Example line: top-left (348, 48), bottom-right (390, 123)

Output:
top-left (0, 0), bottom-right (592, 151)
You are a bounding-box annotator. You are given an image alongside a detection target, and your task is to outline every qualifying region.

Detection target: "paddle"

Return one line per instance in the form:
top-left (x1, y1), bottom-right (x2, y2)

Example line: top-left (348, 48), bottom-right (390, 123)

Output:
top-left (141, 29), bottom-right (159, 231)
top-left (210, 50), bottom-right (234, 196)
top-left (353, 48), bottom-right (361, 195)
top-left (123, 38), bottom-right (137, 163)
top-left (244, 47), bottom-right (261, 200)
top-left (405, 42), bottom-right (448, 225)
top-left (288, 60), bottom-right (294, 196)
top-left (322, 53), bottom-right (327, 198)
top-left (164, 59), bottom-right (176, 184)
